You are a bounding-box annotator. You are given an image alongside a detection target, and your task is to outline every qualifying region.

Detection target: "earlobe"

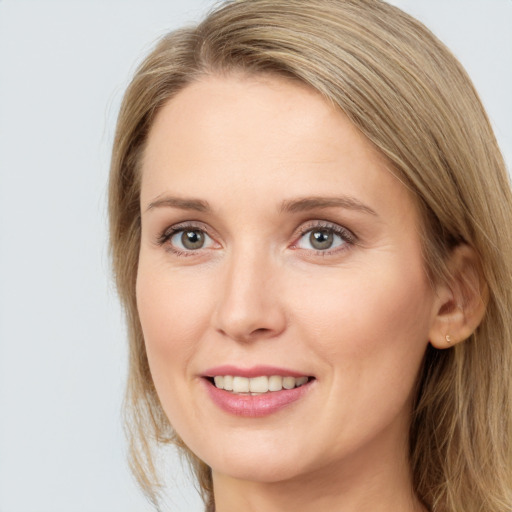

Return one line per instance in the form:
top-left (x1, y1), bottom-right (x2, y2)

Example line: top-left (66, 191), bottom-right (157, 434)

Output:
top-left (429, 244), bottom-right (488, 349)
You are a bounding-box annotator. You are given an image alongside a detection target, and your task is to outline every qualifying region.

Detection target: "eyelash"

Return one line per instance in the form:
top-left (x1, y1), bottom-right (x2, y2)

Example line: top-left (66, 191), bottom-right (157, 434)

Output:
top-left (156, 220), bottom-right (357, 257)
top-left (156, 221), bottom-right (215, 257)
top-left (292, 221), bottom-right (357, 255)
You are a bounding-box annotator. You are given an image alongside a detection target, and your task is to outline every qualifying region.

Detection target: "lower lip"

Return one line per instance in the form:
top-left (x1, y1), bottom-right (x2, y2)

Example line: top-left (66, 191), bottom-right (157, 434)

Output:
top-left (203, 379), bottom-right (314, 417)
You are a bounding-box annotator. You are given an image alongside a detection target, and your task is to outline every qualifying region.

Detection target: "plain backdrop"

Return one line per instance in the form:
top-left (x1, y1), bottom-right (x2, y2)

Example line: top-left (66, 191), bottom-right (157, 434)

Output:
top-left (0, 1), bottom-right (510, 511)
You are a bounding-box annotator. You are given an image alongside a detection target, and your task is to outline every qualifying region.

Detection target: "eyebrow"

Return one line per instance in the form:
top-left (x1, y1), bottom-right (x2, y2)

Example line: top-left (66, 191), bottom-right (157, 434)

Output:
top-left (280, 196), bottom-right (378, 216)
top-left (145, 196), bottom-right (211, 212)
top-left (145, 194), bottom-right (377, 217)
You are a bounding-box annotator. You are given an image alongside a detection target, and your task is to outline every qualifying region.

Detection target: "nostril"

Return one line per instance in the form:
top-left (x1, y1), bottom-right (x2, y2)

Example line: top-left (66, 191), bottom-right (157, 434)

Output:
top-left (251, 327), bottom-right (271, 335)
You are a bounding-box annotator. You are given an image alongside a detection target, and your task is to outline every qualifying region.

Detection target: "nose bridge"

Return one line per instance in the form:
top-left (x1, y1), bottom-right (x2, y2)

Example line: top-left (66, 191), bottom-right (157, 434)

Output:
top-left (214, 242), bottom-right (285, 342)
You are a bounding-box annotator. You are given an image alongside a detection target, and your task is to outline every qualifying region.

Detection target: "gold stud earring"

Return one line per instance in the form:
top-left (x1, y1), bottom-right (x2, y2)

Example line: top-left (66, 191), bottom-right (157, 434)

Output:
top-left (445, 334), bottom-right (452, 344)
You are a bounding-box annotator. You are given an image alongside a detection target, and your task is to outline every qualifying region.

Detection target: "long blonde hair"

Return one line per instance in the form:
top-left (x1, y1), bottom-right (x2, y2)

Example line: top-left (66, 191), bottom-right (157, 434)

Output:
top-left (109, 1), bottom-right (512, 510)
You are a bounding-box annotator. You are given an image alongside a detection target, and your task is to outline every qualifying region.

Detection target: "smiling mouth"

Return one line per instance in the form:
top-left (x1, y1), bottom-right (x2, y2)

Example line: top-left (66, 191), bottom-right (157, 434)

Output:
top-left (206, 375), bottom-right (314, 395)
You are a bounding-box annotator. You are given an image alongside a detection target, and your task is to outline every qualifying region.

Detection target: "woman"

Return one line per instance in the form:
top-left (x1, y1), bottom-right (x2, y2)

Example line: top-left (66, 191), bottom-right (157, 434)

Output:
top-left (109, 0), bottom-right (512, 510)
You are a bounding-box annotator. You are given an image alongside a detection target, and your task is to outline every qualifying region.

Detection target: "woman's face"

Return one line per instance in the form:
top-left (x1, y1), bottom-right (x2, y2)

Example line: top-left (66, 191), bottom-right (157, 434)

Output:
top-left (137, 74), bottom-right (440, 484)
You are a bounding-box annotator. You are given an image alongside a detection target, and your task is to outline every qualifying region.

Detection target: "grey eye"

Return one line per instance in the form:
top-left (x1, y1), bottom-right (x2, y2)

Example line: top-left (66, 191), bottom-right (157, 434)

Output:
top-left (309, 230), bottom-right (334, 250)
top-left (182, 230), bottom-right (204, 249)
top-left (296, 227), bottom-right (346, 251)
top-left (171, 229), bottom-right (213, 251)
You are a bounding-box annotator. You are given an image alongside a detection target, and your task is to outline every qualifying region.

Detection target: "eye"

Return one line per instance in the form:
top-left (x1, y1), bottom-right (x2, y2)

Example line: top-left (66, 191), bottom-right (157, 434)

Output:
top-left (157, 224), bottom-right (217, 254)
top-left (294, 223), bottom-right (355, 253)
top-left (171, 229), bottom-right (211, 251)
top-left (298, 228), bottom-right (343, 251)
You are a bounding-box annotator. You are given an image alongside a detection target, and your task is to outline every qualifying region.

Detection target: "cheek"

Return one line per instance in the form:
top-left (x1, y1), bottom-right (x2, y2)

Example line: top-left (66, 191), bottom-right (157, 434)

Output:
top-left (135, 261), bottom-right (218, 435)
top-left (286, 259), bottom-right (433, 455)
top-left (136, 262), bottom-right (211, 379)
top-left (291, 258), bottom-right (433, 367)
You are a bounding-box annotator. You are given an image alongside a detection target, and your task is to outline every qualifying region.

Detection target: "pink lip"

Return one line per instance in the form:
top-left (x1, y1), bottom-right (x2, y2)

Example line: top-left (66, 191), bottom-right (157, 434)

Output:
top-left (202, 365), bottom-right (309, 378)
top-left (204, 381), bottom-right (312, 417)
top-left (201, 368), bottom-right (315, 417)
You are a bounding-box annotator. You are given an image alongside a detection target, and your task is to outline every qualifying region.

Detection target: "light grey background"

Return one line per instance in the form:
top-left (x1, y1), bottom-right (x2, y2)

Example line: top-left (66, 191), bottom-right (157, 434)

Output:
top-left (0, 1), bottom-right (510, 511)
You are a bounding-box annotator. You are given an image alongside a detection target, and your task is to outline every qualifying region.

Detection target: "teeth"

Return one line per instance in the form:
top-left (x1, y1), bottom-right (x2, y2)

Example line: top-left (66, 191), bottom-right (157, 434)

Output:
top-left (282, 376), bottom-right (295, 389)
top-left (249, 376), bottom-right (268, 393)
top-left (268, 375), bottom-right (283, 391)
top-left (233, 376), bottom-right (249, 393)
top-left (295, 376), bottom-right (308, 386)
top-left (223, 375), bottom-right (233, 391)
top-left (212, 375), bottom-right (310, 393)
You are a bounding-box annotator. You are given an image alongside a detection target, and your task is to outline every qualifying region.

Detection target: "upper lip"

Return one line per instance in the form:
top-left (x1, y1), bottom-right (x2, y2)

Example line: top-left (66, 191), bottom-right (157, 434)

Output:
top-left (202, 365), bottom-right (311, 378)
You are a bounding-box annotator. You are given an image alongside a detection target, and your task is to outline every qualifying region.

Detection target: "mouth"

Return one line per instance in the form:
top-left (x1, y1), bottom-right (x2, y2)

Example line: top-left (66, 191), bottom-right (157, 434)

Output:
top-left (205, 375), bottom-right (315, 395)
top-left (201, 365), bottom-right (316, 416)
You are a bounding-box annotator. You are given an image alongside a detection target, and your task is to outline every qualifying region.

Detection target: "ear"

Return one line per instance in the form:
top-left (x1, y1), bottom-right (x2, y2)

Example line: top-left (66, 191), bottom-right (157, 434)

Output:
top-left (429, 244), bottom-right (488, 349)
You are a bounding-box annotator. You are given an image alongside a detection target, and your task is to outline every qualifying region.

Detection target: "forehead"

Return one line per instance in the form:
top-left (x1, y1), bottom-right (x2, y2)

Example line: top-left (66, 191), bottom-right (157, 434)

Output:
top-left (142, 73), bottom-right (350, 172)
top-left (140, 73), bottom-right (417, 223)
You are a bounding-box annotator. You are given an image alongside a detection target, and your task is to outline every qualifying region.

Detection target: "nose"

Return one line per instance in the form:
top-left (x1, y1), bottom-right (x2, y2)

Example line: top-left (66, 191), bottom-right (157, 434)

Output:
top-left (213, 248), bottom-right (287, 343)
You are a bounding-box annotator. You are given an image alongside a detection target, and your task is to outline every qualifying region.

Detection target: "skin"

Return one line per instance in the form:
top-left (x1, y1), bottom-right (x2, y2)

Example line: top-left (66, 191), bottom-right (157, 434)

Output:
top-left (136, 73), bottom-right (442, 512)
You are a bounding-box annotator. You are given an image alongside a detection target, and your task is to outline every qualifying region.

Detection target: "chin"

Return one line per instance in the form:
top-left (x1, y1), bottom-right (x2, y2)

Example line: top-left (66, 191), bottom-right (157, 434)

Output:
top-left (189, 433), bottom-right (325, 485)
top-left (211, 455), bottom-right (308, 484)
